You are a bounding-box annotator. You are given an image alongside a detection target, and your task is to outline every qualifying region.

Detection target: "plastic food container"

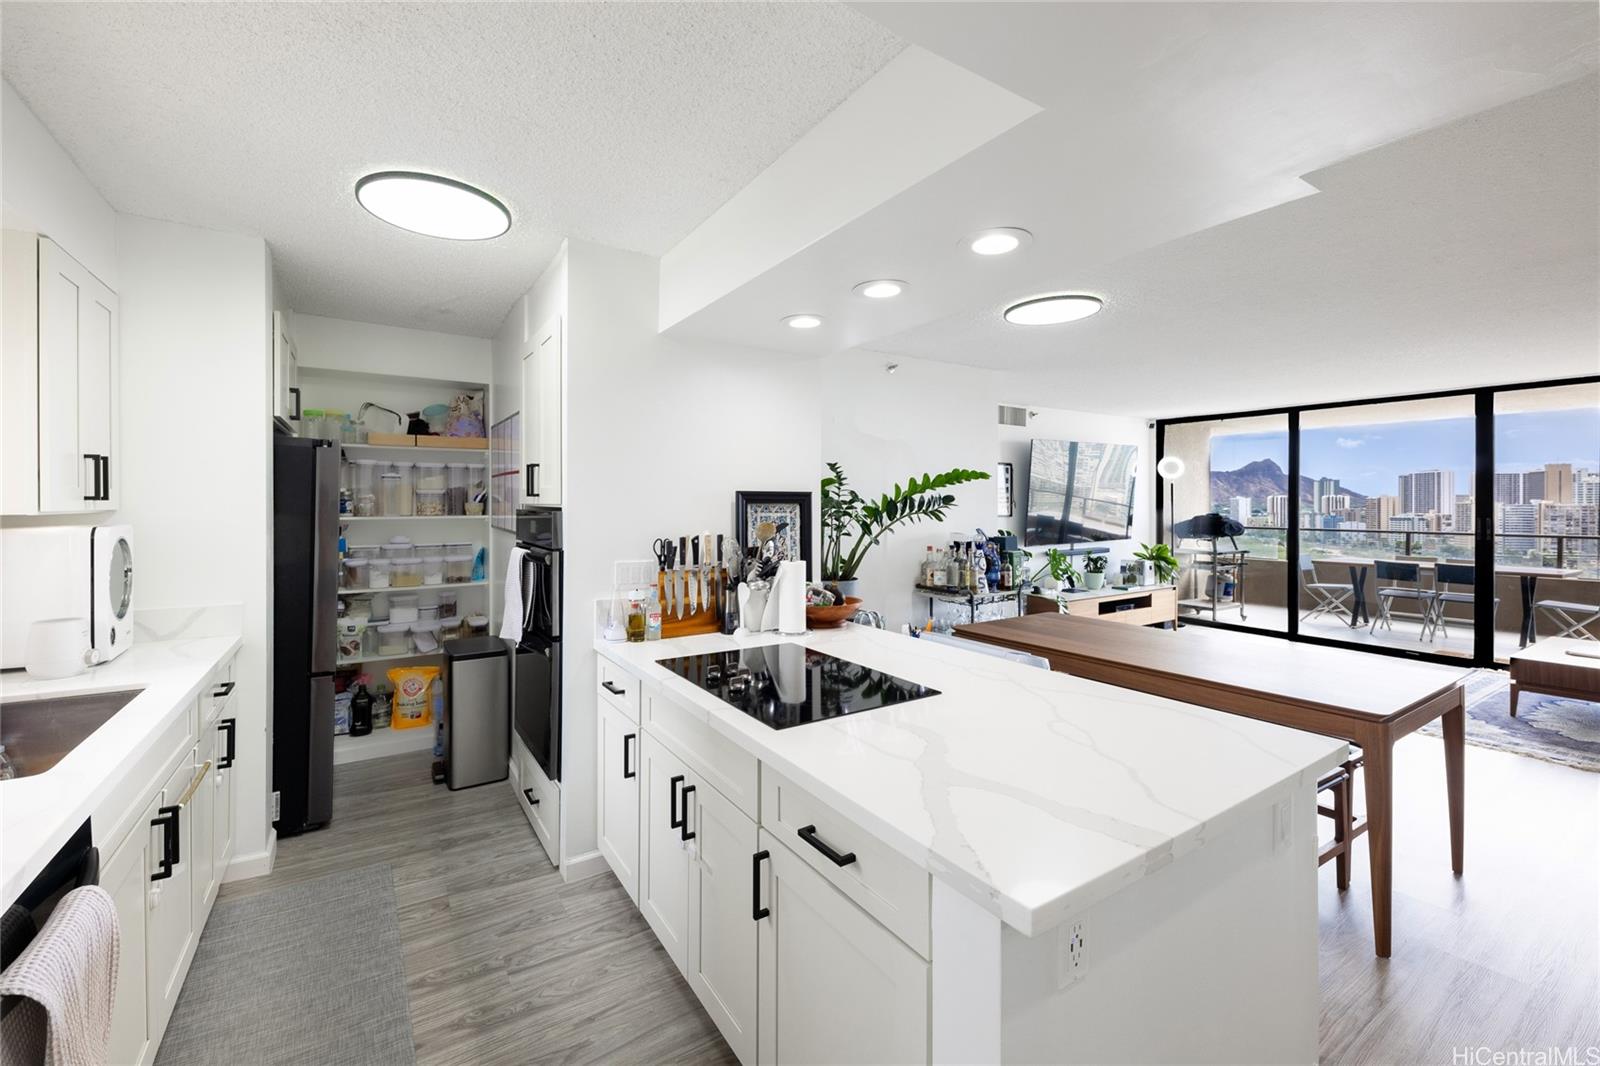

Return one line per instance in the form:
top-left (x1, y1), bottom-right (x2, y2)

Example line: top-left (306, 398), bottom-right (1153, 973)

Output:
top-left (379, 471), bottom-right (405, 517)
top-left (381, 536), bottom-right (413, 559)
top-left (390, 557), bottom-right (422, 587)
top-left (351, 460), bottom-right (379, 517)
top-left (377, 623), bottom-right (411, 656)
top-left (438, 618), bottom-right (463, 642)
top-left (446, 464), bottom-right (469, 515)
top-left (368, 558), bottom-right (392, 589)
top-left (370, 593), bottom-right (390, 623)
top-left (445, 554), bottom-right (474, 583)
top-left (466, 614), bottom-right (489, 636)
top-left (346, 594), bottom-right (372, 623)
top-left (411, 620), bottom-right (443, 653)
top-left (349, 545), bottom-right (381, 560)
top-left (342, 557), bottom-right (369, 589)
top-left (414, 488), bottom-right (446, 517)
top-left (414, 462), bottom-right (447, 492)
top-left (389, 593), bottom-right (419, 624)
top-left (419, 555), bottom-right (445, 585)
top-left (438, 590), bottom-right (458, 618)
top-left (445, 542), bottom-right (473, 556)
top-left (391, 462), bottom-right (414, 515)
top-left (418, 604), bottom-right (441, 622)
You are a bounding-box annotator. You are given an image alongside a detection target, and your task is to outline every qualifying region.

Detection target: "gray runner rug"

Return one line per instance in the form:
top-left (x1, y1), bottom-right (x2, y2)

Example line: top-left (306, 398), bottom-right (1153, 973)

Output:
top-left (155, 863), bottom-right (415, 1066)
top-left (1419, 668), bottom-right (1600, 773)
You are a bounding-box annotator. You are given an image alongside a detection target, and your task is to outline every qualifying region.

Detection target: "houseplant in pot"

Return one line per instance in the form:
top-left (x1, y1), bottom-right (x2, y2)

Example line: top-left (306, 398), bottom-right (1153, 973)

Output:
top-left (1133, 542), bottom-right (1181, 585)
top-left (1082, 552), bottom-right (1109, 590)
top-left (821, 461), bottom-right (990, 598)
top-left (1025, 547), bottom-right (1080, 594)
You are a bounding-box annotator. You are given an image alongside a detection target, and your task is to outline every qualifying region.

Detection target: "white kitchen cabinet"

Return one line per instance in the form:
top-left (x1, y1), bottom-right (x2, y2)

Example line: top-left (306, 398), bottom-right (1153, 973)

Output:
top-left (513, 732), bottom-right (561, 866)
top-left (103, 796), bottom-right (155, 1066)
top-left (272, 310), bottom-right (300, 426)
top-left (145, 754), bottom-right (197, 1045)
top-left (756, 831), bottom-right (929, 1066)
top-left (687, 776), bottom-right (759, 1064)
top-left (213, 711), bottom-right (237, 875)
top-left (597, 696), bottom-right (641, 903)
top-left (1, 231), bottom-right (118, 514)
top-left (639, 732), bottom-right (691, 972)
top-left (190, 725), bottom-right (218, 917)
top-left (520, 313), bottom-right (562, 505)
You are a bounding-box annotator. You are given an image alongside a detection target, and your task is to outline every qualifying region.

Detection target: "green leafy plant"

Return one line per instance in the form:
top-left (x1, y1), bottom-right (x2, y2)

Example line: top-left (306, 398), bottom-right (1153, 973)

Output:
top-left (1025, 547), bottom-right (1079, 590)
top-left (821, 461), bottom-right (990, 581)
top-left (1134, 542), bottom-right (1180, 583)
top-left (1083, 553), bottom-right (1109, 575)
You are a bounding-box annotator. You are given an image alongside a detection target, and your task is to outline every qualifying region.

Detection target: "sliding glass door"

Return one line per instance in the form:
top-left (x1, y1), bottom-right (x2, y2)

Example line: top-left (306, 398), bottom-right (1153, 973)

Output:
top-left (1156, 376), bottom-right (1599, 667)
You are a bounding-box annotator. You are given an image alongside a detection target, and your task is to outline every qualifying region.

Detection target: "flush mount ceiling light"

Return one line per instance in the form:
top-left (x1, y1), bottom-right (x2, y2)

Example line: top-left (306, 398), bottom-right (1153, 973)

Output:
top-left (355, 171), bottom-right (511, 240)
top-left (965, 227), bottom-right (1033, 256)
top-left (1003, 293), bottom-right (1103, 325)
top-left (783, 314), bottom-right (824, 329)
top-left (853, 279), bottom-right (907, 300)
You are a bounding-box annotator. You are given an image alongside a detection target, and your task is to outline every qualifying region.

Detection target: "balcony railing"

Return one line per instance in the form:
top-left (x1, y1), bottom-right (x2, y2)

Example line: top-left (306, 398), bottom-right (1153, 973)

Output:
top-left (1188, 526), bottom-right (1599, 578)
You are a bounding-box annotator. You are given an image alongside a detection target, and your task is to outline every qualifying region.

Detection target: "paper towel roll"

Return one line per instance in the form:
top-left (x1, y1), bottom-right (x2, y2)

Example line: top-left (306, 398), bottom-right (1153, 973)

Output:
top-left (777, 560), bottom-right (807, 635)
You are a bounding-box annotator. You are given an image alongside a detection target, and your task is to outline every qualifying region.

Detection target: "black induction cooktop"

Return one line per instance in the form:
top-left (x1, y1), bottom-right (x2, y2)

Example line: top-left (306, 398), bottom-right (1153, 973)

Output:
top-left (656, 644), bottom-right (940, 730)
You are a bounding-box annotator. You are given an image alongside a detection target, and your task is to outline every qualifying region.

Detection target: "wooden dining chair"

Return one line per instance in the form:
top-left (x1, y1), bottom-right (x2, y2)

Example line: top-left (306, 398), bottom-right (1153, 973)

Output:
top-left (1370, 560), bottom-right (1435, 640)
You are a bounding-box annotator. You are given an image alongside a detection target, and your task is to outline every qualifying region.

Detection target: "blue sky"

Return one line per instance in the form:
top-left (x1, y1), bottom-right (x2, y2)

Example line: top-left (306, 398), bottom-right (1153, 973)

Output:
top-left (1208, 408), bottom-right (1598, 498)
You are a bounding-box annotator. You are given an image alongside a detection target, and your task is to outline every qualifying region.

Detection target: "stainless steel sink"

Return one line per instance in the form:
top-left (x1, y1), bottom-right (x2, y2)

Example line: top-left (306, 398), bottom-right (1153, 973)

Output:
top-left (0, 688), bottom-right (144, 778)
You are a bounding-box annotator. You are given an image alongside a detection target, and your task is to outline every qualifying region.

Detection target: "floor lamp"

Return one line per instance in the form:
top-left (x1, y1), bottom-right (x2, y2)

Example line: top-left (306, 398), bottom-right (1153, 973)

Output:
top-left (1156, 455), bottom-right (1186, 546)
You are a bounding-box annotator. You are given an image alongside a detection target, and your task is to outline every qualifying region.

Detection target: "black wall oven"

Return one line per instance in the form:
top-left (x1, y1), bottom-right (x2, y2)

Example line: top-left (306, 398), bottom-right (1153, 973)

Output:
top-left (513, 507), bottom-right (561, 781)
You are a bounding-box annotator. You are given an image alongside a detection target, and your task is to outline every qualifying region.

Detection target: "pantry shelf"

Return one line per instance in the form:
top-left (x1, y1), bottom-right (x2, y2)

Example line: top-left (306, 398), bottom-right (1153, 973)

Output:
top-left (333, 725), bottom-right (435, 766)
top-left (336, 649), bottom-right (445, 668)
top-left (339, 443), bottom-right (490, 459)
top-left (338, 514), bottom-right (490, 522)
top-left (337, 579), bottom-right (488, 596)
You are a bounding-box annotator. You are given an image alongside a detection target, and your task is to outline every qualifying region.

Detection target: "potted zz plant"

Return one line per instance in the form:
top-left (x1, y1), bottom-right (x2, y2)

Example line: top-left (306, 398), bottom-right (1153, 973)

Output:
top-left (821, 461), bottom-right (990, 597)
top-left (1082, 552), bottom-right (1109, 590)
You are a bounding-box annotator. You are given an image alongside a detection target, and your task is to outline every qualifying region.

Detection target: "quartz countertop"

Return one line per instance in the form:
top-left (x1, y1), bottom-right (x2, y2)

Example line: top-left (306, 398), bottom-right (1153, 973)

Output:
top-left (1, 635), bottom-right (241, 904)
top-left (596, 624), bottom-right (1347, 937)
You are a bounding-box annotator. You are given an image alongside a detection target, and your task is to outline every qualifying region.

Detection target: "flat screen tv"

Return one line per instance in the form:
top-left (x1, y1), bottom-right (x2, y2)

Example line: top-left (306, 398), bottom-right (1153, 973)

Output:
top-left (1024, 439), bottom-right (1138, 546)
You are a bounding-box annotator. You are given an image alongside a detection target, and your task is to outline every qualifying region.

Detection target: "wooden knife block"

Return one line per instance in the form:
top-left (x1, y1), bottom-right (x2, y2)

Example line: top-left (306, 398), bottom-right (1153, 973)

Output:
top-left (658, 570), bottom-right (722, 638)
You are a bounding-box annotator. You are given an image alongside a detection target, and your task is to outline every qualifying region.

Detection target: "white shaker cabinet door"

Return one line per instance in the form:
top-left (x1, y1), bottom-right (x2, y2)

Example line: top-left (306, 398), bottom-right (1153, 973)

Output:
top-left (38, 237), bottom-right (116, 512)
top-left (103, 800), bottom-right (155, 1066)
top-left (756, 831), bottom-right (929, 1066)
top-left (687, 778), bottom-right (759, 1065)
top-left (533, 314), bottom-right (561, 505)
top-left (597, 696), bottom-right (641, 903)
top-left (213, 712), bottom-right (237, 874)
top-left (638, 732), bottom-right (691, 973)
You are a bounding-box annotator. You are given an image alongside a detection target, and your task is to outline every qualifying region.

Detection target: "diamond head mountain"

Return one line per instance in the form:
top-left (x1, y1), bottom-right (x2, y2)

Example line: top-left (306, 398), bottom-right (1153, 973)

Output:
top-left (1209, 458), bottom-right (1370, 507)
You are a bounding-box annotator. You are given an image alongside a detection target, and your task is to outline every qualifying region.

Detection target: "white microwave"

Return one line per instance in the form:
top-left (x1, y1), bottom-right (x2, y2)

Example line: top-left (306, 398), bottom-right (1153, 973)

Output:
top-left (1, 525), bottom-right (134, 668)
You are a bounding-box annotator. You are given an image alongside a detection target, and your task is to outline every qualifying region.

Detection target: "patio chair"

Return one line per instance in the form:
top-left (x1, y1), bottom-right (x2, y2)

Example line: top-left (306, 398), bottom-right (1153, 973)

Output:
top-left (1370, 560), bottom-right (1435, 640)
top-left (1534, 597), bottom-right (1600, 641)
top-left (1299, 556), bottom-right (1354, 624)
top-left (1427, 562), bottom-right (1498, 641)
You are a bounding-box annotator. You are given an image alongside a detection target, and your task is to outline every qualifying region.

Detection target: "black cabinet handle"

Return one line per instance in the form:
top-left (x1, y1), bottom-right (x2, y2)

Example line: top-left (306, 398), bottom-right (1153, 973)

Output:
top-left (680, 785), bottom-right (696, 842)
top-left (289, 386), bottom-right (302, 420)
top-left (669, 774), bottom-right (685, 830)
top-left (151, 805), bottom-right (179, 881)
top-left (523, 788), bottom-right (540, 806)
top-left (623, 733), bottom-right (636, 779)
top-left (525, 463), bottom-right (534, 497)
top-left (601, 681), bottom-right (626, 696)
top-left (83, 453), bottom-right (102, 501)
top-left (531, 463), bottom-right (540, 498)
top-left (752, 850), bottom-right (770, 921)
top-left (213, 681), bottom-right (236, 700)
top-left (797, 824), bottom-right (856, 867)
top-left (100, 455), bottom-right (111, 500)
top-left (217, 717), bottom-right (237, 769)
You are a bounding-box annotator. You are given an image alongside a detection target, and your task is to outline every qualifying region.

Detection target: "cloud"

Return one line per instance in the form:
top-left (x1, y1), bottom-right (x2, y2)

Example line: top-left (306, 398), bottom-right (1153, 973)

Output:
top-left (1336, 437), bottom-right (1365, 449)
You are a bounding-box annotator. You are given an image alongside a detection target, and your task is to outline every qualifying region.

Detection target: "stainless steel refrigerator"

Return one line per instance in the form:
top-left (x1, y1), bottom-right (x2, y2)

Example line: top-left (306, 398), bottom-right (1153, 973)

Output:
top-left (272, 433), bottom-right (339, 836)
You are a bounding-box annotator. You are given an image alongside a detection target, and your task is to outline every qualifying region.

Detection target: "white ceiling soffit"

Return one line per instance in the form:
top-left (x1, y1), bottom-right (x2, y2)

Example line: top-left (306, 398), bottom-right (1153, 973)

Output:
top-left (658, 1), bottom-right (1598, 361)
top-left (0, 1), bottom-right (904, 337)
top-left (657, 46), bottom-right (1040, 331)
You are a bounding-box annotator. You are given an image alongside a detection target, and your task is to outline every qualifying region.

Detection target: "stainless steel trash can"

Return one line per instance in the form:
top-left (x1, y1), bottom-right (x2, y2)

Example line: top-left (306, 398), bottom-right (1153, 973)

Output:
top-left (443, 636), bottom-right (510, 790)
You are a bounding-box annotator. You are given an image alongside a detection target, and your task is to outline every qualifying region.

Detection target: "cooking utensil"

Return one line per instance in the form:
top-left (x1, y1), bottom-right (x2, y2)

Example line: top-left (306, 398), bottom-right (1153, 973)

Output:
top-left (677, 535), bottom-right (689, 619)
top-left (699, 532), bottom-right (713, 614)
top-left (689, 536), bottom-right (701, 615)
top-left (653, 538), bottom-right (676, 617)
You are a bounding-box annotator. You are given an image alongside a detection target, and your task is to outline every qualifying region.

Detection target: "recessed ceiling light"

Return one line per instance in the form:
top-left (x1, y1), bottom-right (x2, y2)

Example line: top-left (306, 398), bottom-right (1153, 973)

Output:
top-left (355, 171), bottom-right (511, 240)
top-left (1003, 294), bottom-right (1103, 325)
top-left (966, 227), bottom-right (1032, 256)
top-left (853, 279), bottom-right (906, 299)
top-left (783, 314), bottom-right (824, 329)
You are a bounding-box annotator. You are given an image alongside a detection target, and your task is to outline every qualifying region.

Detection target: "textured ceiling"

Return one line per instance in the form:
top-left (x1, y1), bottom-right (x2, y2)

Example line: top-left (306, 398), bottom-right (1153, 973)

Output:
top-left (864, 74), bottom-right (1600, 418)
top-left (0, 1), bottom-right (903, 335)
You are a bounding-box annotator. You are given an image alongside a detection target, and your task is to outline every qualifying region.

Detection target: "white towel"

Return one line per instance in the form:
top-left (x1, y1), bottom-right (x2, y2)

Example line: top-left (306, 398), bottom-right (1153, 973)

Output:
top-left (500, 547), bottom-right (528, 641)
top-left (0, 885), bottom-right (120, 1066)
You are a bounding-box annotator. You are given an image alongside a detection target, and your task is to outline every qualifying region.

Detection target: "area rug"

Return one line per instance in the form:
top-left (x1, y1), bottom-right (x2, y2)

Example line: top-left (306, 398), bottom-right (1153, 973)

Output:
top-left (155, 864), bottom-right (415, 1066)
top-left (1418, 669), bottom-right (1600, 773)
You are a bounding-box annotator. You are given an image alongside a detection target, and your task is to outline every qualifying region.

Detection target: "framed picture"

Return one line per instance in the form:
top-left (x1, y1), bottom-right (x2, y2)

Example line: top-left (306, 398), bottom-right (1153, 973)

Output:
top-left (735, 490), bottom-right (813, 580)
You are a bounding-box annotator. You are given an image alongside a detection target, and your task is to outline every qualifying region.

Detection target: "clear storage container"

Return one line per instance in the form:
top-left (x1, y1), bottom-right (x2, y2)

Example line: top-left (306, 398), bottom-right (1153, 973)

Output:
top-left (346, 593), bottom-right (372, 622)
top-left (390, 557), bottom-right (422, 587)
top-left (438, 618), bottom-right (463, 642)
top-left (466, 614), bottom-right (489, 636)
top-left (367, 558), bottom-right (392, 589)
top-left (420, 555), bottom-right (445, 585)
top-left (411, 621), bottom-right (444, 654)
top-left (414, 488), bottom-right (446, 516)
top-left (381, 537), bottom-right (413, 559)
top-left (466, 465), bottom-right (487, 515)
top-left (379, 471), bottom-right (404, 517)
top-left (438, 590), bottom-right (458, 618)
top-left (418, 604), bottom-right (440, 622)
top-left (349, 544), bottom-right (381, 560)
top-left (377, 623), bottom-right (411, 656)
top-left (414, 462), bottom-right (447, 492)
top-left (351, 460), bottom-right (378, 516)
top-left (370, 592), bottom-right (390, 623)
top-left (389, 593), bottom-right (419, 624)
top-left (445, 554), bottom-right (473, 583)
top-left (341, 557), bottom-right (369, 589)
top-left (388, 462), bottom-right (413, 515)
top-left (446, 464), bottom-right (469, 515)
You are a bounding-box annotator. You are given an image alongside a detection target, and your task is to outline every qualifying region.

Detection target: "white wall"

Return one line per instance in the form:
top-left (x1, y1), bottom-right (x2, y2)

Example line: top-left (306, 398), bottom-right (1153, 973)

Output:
top-left (820, 352), bottom-right (1153, 629)
top-left (116, 214), bottom-right (276, 873)
top-left (291, 312), bottom-right (492, 384)
top-left (1, 81), bottom-right (118, 286)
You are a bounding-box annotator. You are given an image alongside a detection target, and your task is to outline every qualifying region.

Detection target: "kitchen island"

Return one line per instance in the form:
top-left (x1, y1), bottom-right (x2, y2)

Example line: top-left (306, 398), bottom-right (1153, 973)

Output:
top-left (591, 623), bottom-right (1346, 1064)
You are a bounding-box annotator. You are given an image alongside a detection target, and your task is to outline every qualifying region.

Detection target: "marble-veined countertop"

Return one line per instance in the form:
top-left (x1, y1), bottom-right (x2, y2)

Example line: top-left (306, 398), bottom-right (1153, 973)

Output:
top-left (596, 624), bottom-right (1347, 936)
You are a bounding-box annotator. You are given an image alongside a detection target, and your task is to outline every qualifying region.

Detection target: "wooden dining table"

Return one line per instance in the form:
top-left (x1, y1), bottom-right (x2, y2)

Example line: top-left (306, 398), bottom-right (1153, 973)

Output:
top-left (953, 612), bottom-right (1472, 958)
top-left (1314, 556), bottom-right (1581, 646)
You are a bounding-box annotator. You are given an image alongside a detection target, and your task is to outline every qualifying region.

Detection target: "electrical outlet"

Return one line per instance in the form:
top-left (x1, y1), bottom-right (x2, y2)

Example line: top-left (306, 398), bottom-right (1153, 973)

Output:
top-left (1057, 916), bottom-right (1089, 988)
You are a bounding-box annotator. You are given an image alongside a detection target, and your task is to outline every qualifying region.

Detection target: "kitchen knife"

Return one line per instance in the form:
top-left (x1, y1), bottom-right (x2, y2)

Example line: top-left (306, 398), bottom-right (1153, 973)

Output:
top-left (662, 545), bottom-right (675, 618)
top-left (700, 532), bottom-right (713, 613)
top-left (677, 536), bottom-right (689, 618)
top-left (689, 536), bottom-right (701, 614)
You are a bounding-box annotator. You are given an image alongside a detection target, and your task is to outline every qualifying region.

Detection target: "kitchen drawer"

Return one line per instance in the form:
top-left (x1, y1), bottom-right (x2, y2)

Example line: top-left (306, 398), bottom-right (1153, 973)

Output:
top-left (204, 664), bottom-right (238, 727)
top-left (761, 767), bottom-right (930, 958)
top-left (644, 691), bottom-right (757, 822)
top-left (514, 735), bottom-right (560, 865)
top-left (95, 697), bottom-right (197, 858)
top-left (597, 656), bottom-right (640, 723)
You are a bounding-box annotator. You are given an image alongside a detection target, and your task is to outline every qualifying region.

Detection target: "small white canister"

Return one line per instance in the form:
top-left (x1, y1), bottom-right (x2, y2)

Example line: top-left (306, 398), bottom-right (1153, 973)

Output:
top-left (24, 617), bottom-right (93, 679)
